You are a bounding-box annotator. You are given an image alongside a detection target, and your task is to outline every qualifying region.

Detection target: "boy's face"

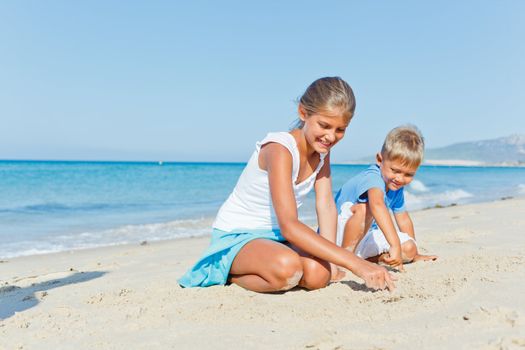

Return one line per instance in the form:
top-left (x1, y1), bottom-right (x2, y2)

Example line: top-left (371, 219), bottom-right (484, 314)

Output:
top-left (376, 154), bottom-right (419, 191)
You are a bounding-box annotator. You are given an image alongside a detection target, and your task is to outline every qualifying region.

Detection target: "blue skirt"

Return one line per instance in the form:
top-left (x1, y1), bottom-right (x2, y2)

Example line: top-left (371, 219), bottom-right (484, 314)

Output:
top-left (178, 228), bottom-right (286, 288)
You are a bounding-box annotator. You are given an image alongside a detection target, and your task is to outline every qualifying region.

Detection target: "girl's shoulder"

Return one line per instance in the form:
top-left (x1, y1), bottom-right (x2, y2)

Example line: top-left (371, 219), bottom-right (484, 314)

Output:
top-left (256, 132), bottom-right (298, 154)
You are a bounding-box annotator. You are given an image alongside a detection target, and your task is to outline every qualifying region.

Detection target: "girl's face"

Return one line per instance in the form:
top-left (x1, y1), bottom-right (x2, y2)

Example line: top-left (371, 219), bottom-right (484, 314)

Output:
top-left (299, 106), bottom-right (350, 154)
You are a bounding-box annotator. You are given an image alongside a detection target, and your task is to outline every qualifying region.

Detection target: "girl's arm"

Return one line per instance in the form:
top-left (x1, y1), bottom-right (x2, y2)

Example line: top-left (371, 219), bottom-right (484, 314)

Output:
top-left (260, 143), bottom-right (395, 291)
top-left (314, 153), bottom-right (337, 243)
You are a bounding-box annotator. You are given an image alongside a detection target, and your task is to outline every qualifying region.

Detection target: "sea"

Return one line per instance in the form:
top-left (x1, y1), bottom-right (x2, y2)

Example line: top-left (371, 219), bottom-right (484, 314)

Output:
top-left (1, 160), bottom-right (524, 259)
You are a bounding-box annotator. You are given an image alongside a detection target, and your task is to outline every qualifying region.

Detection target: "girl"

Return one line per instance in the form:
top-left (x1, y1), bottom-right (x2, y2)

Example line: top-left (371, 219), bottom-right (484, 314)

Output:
top-left (179, 77), bottom-right (395, 292)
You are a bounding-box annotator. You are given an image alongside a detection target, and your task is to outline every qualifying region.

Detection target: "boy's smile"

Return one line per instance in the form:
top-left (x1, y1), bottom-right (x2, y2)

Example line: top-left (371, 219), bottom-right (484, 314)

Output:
top-left (376, 155), bottom-right (418, 192)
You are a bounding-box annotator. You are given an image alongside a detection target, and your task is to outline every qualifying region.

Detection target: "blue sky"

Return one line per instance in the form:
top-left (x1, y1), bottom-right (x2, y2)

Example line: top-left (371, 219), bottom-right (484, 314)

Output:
top-left (1, 1), bottom-right (524, 162)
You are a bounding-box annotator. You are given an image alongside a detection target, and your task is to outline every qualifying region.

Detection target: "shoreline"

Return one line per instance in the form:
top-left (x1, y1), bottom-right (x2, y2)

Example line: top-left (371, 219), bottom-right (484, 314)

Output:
top-left (2, 194), bottom-right (524, 261)
top-left (1, 198), bottom-right (525, 349)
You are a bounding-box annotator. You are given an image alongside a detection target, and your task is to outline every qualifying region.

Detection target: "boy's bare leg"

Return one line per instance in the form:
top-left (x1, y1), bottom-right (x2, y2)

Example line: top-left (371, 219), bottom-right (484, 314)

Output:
top-left (366, 241), bottom-right (438, 265)
top-left (365, 254), bottom-right (385, 264)
top-left (332, 202), bottom-right (374, 281)
top-left (400, 240), bottom-right (438, 263)
top-left (342, 203), bottom-right (373, 251)
top-left (401, 240), bottom-right (418, 262)
top-left (412, 254), bottom-right (438, 262)
top-left (369, 241), bottom-right (417, 264)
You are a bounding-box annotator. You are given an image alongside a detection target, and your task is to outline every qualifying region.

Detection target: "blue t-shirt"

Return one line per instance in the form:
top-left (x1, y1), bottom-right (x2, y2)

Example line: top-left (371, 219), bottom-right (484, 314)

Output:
top-left (334, 164), bottom-right (406, 220)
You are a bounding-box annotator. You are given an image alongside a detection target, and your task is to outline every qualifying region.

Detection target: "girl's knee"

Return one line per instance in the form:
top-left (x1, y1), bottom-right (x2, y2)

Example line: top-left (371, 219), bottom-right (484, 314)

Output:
top-left (300, 259), bottom-right (331, 290)
top-left (401, 240), bottom-right (417, 262)
top-left (270, 252), bottom-right (303, 291)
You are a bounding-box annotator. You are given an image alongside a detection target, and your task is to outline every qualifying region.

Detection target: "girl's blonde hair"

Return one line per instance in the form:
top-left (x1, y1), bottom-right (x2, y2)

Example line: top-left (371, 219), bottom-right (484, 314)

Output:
top-left (381, 125), bottom-right (425, 167)
top-left (291, 77), bottom-right (356, 130)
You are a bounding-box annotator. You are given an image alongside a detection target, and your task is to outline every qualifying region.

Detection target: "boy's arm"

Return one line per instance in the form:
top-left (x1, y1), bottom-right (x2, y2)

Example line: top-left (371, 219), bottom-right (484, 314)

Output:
top-left (367, 188), bottom-right (403, 269)
top-left (394, 211), bottom-right (415, 240)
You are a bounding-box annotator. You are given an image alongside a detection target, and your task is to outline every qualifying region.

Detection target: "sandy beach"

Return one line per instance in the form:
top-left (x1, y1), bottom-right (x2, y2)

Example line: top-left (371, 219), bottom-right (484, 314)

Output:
top-left (1, 198), bottom-right (524, 350)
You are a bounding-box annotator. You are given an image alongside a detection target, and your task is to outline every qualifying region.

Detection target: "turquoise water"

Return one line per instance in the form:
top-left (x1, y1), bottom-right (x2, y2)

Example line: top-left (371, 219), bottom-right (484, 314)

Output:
top-left (1, 160), bottom-right (524, 258)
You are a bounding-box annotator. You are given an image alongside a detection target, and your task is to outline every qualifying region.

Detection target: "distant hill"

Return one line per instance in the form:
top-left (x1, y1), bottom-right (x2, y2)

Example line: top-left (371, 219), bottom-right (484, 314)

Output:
top-left (353, 134), bottom-right (525, 166)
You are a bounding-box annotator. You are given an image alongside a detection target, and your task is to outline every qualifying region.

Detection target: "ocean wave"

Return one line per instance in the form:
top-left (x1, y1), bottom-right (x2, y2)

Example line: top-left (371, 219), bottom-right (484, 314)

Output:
top-left (0, 202), bottom-right (139, 214)
top-left (404, 189), bottom-right (474, 210)
top-left (519, 184), bottom-right (525, 194)
top-left (0, 199), bottom-right (223, 215)
top-left (0, 217), bottom-right (215, 259)
top-left (0, 243), bottom-right (78, 259)
top-left (408, 179), bottom-right (429, 192)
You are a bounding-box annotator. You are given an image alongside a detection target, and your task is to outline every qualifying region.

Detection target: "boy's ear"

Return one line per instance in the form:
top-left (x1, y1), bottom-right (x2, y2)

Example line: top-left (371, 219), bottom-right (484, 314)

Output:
top-left (376, 153), bottom-right (383, 165)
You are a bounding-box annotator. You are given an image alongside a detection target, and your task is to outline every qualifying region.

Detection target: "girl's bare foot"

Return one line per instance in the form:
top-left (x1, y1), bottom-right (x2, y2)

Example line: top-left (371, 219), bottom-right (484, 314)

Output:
top-left (330, 264), bottom-right (346, 282)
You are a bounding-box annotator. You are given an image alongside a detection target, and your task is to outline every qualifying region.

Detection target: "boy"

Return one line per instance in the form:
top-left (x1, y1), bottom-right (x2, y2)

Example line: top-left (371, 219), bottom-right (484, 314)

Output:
top-left (335, 125), bottom-right (437, 271)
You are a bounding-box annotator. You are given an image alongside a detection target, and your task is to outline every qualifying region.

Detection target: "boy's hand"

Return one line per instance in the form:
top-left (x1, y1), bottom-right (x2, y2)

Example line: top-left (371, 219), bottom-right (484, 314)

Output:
top-left (383, 245), bottom-right (405, 271)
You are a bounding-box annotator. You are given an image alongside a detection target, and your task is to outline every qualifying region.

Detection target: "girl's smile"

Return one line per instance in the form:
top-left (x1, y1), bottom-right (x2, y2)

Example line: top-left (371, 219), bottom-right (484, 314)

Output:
top-left (299, 107), bottom-right (350, 155)
top-left (316, 137), bottom-right (333, 150)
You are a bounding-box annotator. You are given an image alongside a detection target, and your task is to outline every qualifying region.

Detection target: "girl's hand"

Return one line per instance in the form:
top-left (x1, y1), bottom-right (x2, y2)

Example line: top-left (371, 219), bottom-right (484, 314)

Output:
top-left (354, 260), bottom-right (397, 291)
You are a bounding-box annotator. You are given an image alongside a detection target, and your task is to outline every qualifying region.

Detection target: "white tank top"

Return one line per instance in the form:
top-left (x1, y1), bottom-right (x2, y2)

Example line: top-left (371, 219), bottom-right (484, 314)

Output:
top-left (212, 132), bottom-right (327, 232)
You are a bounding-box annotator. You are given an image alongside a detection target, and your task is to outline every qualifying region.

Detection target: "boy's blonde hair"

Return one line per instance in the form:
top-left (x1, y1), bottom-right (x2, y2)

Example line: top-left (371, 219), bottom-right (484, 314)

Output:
top-left (291, 77), bottom-right (355, 129)
top-left (381, 125), bottom-right (425, 167)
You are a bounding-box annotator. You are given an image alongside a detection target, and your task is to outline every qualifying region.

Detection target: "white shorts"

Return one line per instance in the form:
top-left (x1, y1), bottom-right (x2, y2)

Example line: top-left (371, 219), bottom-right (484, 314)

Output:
top-left (336, 201), bottom-right (416, 259)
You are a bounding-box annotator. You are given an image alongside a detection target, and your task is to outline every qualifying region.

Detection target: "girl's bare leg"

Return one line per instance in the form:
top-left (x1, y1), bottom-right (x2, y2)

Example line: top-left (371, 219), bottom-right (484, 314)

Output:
top-left (229, 239), bottom-right (303, 292)
top-left (287, 243), bottom-right (331, 290)
top-left (330, 265), bottom-right (346, 282)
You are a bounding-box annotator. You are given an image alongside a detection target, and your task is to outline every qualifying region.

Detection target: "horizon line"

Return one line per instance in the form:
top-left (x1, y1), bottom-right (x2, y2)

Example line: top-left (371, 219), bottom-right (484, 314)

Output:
top-left (1, 159), bottom-right (523, 168)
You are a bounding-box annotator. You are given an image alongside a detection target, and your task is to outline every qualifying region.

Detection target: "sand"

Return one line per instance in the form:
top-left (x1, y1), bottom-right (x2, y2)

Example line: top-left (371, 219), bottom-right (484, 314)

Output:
top-left (1, 198), bottom-right (525, 350)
